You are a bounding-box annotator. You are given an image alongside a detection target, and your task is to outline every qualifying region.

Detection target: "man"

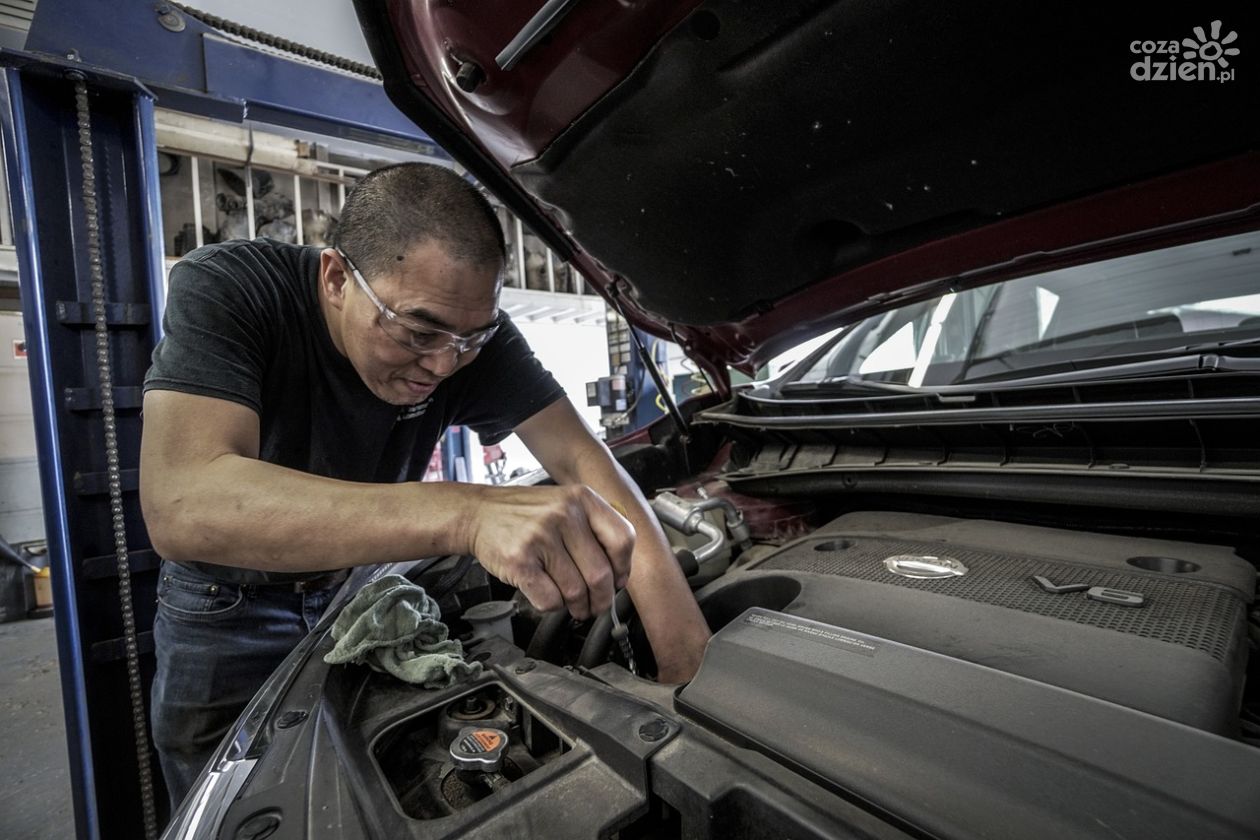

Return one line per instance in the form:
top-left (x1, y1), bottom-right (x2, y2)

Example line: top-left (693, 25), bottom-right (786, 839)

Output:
top-left (139, 163), bottom-right (711, 810)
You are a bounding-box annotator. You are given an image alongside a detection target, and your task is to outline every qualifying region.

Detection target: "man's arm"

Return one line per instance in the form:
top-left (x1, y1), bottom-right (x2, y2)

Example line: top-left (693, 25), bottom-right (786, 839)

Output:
top-left (140, 389), bottom-right (634, 619)
top-left (515, 399), bottom-right (712, 683)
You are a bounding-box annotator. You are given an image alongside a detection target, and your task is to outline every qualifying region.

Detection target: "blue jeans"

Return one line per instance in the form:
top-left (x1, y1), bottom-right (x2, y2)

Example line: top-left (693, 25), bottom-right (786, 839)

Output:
top-left (150, 561), bottom-right (339, 813)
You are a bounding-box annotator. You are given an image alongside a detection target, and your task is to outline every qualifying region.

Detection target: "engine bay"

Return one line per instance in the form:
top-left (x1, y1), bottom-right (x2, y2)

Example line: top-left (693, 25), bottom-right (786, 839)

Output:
top-left (342, 483), bottom-right (1260, 840)
top-left (208, 434), bottom-right (1260, 840)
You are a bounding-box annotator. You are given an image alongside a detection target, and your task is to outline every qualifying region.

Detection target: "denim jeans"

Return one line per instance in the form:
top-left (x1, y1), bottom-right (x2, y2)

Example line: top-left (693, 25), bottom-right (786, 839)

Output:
top-left (150, 561), bottom-right (339, 813)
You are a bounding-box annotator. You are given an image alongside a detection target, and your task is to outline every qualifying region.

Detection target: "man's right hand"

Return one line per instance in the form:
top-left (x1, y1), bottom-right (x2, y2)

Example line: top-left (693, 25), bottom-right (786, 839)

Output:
top-left (464, 484), bottom-right (635, 620)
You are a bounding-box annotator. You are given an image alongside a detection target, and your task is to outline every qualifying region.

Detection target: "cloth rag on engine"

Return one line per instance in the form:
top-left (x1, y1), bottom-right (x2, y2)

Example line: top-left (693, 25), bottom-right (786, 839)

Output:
top-left (323, 573), bottom-right (482, 687)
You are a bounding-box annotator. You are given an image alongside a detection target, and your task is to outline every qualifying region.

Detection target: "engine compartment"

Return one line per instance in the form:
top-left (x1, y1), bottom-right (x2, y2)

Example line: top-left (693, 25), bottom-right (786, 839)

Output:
top-left (215, 435), bottom-right (1260, 839)
top-left (491, 487), bottom-right (1257, 739)
top-left (370, 492), bottom-right (1259, 839)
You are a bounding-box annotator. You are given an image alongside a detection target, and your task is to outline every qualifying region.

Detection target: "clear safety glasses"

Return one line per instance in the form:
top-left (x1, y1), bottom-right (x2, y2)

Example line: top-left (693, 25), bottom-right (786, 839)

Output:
top-left (336, 248), bottom-right (501, 357)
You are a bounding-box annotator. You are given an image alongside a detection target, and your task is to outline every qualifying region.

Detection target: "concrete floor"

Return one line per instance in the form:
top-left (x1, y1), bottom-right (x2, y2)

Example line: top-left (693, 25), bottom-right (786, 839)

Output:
top-left (0, 616), bottom-right (76, 840)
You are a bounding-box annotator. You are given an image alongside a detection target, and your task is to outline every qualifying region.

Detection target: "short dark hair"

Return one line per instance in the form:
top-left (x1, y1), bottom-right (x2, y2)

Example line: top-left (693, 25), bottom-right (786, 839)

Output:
top-left (333, 163), bottom-right (505, 279)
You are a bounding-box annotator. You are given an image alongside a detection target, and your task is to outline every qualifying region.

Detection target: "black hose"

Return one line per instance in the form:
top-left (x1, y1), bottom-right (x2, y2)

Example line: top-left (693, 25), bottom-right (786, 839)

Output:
top-left (525, 609), bottom-right (570, 662)
top-left (428, 555), bottom-right (477, 601)
top-left (576, 589), bottom-right (634, 670)
top-left (574, 546), bottom-right (697, 670)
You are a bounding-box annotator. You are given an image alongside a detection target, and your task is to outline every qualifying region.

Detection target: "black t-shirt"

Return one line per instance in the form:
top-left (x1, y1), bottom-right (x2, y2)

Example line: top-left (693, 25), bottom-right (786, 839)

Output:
top-left (144, 238), bottom-right (565, 582)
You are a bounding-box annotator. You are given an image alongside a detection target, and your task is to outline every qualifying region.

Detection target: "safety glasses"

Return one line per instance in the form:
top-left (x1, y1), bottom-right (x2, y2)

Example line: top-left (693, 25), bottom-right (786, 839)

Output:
top-left (336, 248), bottom-right (501, 357)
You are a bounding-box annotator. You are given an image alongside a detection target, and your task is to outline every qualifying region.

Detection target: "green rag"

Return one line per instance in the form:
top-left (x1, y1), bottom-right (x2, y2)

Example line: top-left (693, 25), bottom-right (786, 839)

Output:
top-left (323, 573), bottom-right (482, 688)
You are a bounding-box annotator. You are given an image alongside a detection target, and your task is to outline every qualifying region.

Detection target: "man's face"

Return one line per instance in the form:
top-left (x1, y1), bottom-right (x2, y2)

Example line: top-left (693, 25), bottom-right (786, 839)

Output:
top-left (324, 239), bottom-right (502, 406)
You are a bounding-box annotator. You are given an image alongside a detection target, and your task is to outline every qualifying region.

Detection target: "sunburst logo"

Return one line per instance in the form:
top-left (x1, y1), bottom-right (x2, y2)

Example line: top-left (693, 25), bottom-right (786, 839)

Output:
top-left (1131, 20), bottom-right (1241, 83)
top-left (1182, 20), bottom-right (1240, 68)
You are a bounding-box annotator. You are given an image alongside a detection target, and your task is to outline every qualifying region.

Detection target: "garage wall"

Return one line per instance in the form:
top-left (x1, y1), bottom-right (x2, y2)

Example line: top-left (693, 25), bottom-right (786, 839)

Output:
top-left (0, 310), bottom-right (43, 544)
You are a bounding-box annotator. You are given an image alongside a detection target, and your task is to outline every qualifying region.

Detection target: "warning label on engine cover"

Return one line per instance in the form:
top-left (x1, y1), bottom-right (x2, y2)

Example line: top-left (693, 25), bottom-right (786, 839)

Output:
top-left (744, 611), bottom-right (879, 657)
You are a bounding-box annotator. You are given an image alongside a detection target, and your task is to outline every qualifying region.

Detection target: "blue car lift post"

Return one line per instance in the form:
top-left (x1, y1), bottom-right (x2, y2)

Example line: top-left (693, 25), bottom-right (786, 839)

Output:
top-left (1, 2), bottom-right (446, 837)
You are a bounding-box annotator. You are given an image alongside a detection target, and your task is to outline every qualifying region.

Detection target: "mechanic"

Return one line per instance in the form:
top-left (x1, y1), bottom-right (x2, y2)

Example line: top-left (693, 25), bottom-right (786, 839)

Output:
top-left (139, 163), bottom-right (711, 810)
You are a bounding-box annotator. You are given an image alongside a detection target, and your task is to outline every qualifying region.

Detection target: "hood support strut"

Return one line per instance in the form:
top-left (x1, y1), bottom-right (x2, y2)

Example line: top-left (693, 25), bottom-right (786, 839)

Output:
top-left (610, 286), bottom-right (691, 443)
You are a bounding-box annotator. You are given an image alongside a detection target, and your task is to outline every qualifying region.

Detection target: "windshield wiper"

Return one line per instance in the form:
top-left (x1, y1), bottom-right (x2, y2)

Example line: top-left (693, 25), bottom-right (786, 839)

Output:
top-left (967, 335), bottom-right (1260, 374)
top-left (1176, 336), bottom-right (1260, 354)
top-left (780, 338), bottom-right (1260, 397)
top-left (958, 347), bottom-right (1260, 389)
top-left (779, 347), bottom-right (1260, 399)
top-left (779, 375), bottom-right (926, 396)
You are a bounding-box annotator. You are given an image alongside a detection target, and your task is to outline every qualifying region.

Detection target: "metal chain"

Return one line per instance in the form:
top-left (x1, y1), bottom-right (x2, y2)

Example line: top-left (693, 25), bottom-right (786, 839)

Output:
top-left (70, 74), bottom-right (160, 840)
top-left (170, 2), bottom-right (383, 80)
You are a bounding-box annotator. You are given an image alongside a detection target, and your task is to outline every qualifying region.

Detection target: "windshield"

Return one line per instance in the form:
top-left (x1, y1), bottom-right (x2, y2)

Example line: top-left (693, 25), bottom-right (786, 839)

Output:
top-left (793, 230), bottom-right (1260, 388)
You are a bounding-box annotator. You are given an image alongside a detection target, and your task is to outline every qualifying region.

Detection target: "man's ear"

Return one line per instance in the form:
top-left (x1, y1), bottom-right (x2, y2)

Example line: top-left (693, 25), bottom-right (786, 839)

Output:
top-left (319, 248), bottom-right (350, 310)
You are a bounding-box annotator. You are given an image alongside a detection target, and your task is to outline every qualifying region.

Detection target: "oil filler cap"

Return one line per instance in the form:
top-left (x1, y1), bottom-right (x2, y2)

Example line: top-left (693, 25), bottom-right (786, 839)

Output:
top-left (450, 726), bottom-right (508, 773)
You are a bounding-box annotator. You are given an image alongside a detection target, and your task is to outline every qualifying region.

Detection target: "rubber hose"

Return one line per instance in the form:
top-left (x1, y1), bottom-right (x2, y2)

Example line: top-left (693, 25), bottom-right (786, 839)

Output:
top-left (525, 609), bottom-right (570, 662)
top-left (429, 554), bottom-right (476, 600)
top-left (577, 612), bottom-right (615, 670)
top-left (576, 589), bottom-right (634, 670)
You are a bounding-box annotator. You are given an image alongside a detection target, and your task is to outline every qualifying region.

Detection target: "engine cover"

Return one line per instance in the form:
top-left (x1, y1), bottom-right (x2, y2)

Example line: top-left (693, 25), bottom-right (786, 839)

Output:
top-left (677, 606), bottom-right (1260, 840)
top-left (695, 511), bottom-right (1253, 733)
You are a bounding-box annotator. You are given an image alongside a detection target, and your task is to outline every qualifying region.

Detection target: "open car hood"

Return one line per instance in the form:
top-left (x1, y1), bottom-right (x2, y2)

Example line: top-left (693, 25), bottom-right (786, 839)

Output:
top-left (355, 2), bottom-right (1260, 383)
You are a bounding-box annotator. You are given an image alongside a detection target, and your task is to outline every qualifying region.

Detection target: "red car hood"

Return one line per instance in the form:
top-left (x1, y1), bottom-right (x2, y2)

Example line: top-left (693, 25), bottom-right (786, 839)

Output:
top-left (355, 1), bottom-right (1260, 386)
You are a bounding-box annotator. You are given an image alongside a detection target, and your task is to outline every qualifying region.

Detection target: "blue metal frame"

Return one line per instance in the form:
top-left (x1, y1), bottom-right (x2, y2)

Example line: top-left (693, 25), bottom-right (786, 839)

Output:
top-left (2, 4), bottom-right (464, 837)
top-left (0, 66), bottom-right (101, 840)
top-left (24, 0), bottom-right (446, 153)
top-left (629, 328), bottom-right (670, 432)
top-left (440, 425), bottom-right (476, 483)
top-left (1, 58), bottom-right (171, 836)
